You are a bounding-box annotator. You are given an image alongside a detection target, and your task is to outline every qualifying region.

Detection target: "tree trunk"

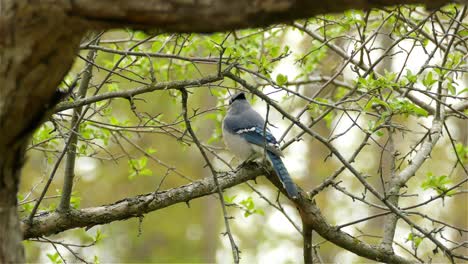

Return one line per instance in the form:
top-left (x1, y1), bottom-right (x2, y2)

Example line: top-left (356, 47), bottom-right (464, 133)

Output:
top-left (0, 1), bottom-right (85, 261)
top-left (0, 145), bottom-right (26, 262)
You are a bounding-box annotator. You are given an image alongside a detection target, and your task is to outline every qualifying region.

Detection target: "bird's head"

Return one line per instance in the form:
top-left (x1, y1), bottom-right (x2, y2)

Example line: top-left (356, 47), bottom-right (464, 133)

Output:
top-left (228, 92), bottom-right (247, 105)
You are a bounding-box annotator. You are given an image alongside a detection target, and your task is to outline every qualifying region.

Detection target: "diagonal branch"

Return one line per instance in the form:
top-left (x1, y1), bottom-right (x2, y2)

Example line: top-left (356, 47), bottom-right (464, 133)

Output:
top-left (226, 72), bottom-right (459, 262)
top-left (22, 163), bottom-right (265, 239)
top-left (264, 173), bottom-right (413, 264)
top-left (180, 89), bottom-right (240, 263)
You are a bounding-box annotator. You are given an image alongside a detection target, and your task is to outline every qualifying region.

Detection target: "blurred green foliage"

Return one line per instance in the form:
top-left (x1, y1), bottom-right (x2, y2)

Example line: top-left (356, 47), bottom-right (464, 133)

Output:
top-left (20, 4), bottom-right (467, 263)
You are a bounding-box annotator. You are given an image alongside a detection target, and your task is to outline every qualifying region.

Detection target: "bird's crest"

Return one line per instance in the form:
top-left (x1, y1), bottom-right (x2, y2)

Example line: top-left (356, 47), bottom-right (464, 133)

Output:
top-left (229, 92), bottom-right (247, 105)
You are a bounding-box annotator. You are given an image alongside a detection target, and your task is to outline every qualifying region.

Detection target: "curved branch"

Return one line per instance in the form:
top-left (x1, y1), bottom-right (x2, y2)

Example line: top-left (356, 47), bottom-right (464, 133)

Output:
top-left (296, 198), bottom-right (413, 264)
top-left (67, 0), bottom-right (452, 32)
top-left (264, 174), bottom-right (413, 264)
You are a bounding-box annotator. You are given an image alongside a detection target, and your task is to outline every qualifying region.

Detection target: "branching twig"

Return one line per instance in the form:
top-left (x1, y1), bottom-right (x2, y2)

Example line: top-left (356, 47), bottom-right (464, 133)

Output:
top-left (58, 47), bottom-right (96, 211)
top-left (180, 89), bottom-right (240, 263)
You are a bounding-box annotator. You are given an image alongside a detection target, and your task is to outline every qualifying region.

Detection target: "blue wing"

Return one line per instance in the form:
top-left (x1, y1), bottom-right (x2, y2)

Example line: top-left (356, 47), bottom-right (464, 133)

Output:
top-left (235, 126), bottom-right (281, 155)
top-left (236, 126), bottom-right (299, 199)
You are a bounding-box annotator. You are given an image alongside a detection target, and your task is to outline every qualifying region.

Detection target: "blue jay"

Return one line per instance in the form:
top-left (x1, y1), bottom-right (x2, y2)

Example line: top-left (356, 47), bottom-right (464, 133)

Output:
top-left (223, 92), bottom-right (299, 199)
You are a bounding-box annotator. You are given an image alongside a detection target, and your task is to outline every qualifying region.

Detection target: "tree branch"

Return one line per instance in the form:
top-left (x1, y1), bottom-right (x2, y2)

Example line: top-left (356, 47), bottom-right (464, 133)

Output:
top-left (226, 72), bottom-right (457, 261)
top-left (54, 73), bottom-right (224, 112)
top-left (303, 220), bottom-right (313, 264)
top-left (22, 163), bottom-right (265, 239)
top-left (23, 160), bottom-right (414, 263)
top-left (58, 48), bottom-right (96, 212)
top-left (180, 89), bottom-right (240, 263)
top-left (67, 0), bottom-right (453, 32)
top-left (264, 173), bottom-right (413, 264)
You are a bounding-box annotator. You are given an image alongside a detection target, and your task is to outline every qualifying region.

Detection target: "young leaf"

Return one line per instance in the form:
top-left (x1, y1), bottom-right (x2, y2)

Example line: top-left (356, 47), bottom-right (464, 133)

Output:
top-left (421, 173), bottom-right (454, 196)
top-left (46, 253), bottom-right (63, 264)
top-left (276, 74), bottom-right (288, 86)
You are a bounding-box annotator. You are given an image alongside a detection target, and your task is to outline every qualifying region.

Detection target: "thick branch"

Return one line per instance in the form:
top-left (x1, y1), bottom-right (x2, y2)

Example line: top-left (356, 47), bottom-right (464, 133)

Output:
top-left (264, 174), bottom-right (412, 264)
top-left (22, 163), bottom-right (264, 239)
top-left (67, 0), bottom-right (452, 32)
top-left (296, 197), bottom-right (413, 264)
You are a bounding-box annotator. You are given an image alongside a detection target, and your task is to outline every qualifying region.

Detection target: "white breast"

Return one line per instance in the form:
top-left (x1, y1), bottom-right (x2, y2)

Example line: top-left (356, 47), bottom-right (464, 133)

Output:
top-left (223, 129), bottom-right (254, 161)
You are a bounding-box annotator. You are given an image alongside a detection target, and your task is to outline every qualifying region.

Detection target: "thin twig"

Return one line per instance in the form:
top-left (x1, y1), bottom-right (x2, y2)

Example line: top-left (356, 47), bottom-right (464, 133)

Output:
top-left (180, 89), bottom-right (240, 263)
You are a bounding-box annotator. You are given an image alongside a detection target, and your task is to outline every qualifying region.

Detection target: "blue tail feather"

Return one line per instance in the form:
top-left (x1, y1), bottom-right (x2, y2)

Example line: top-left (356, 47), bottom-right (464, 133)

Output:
top-left (266, 151), bottom-right (299, 198)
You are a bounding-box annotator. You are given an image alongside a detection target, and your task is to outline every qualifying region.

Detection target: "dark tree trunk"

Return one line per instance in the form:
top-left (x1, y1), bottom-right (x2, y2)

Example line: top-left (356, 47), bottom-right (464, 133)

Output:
top-left (0, 145), bottom-right (25, 262)
top-left (0, 2), bottom-right (84, 261)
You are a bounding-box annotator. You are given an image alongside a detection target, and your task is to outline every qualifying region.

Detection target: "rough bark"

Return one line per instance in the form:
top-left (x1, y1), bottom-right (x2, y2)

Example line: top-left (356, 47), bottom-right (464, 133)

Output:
top-left (0, 1), bottom-right (85, 262)
top-left (23, 163), bottom-right (265, 239)
top-left (67, 0), bottom-right (451, 32)
top-left (0, 146), bottom-right (25, 263)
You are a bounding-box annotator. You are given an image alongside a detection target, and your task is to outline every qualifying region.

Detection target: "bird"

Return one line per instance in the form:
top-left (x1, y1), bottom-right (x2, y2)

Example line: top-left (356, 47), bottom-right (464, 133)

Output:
top-left (222, 92), bottom-right (299, 199)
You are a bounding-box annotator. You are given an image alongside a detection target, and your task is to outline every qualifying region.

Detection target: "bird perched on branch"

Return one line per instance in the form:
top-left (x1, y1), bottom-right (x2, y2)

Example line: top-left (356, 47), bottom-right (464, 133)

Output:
top-left (222, 92), bottom-right (299, 199)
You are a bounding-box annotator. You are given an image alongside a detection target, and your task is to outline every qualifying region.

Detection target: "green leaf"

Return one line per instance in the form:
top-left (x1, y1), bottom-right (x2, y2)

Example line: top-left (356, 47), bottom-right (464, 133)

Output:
top-left (388, 98), bottom-right (428, 117)
top-left (94, 229), bottom-right (105, 243)
top-left (421, 173), bottom-right (454, 196)
top-left (323, 111), bottom-right (335, 129)
top-left (128, 156), bottom-right (152, 179)
top-left (21, 202), bottom-right (34, 214)
top-left (107, 83), bottom-right (119, 92)
top-left (134, 30), bottom-right (149, 40)
top-left (422, 71), bottom-right (437, 88)
top-left (239, 197), bottom-right (264, 218)
top-left (70, 192), bottom-right (81, 209)
top-left (407, 232), bottom-right (423, 249)
top-left (140, 168), bottom-right (153, 176)
top-left (32, 122), bottom-right (57, 147)
top-left (47, 252), bottom-right (63, 264)
top-left (224, 195), bottom-right (237, 204)
top-left (404, 69), bottom-right (418, 83)
top-left (146, 147), bottom-right (157, 154)
top-left (457, 88), bottom-right (468, 96)
top-left (139, 157), bottom-right (148, 168)
top-left (276, 74), bottom-right (288, 86)
top-left (446, 78), bottom-right (455, 95)
top-left (455, 143), bottom-right (468, 164)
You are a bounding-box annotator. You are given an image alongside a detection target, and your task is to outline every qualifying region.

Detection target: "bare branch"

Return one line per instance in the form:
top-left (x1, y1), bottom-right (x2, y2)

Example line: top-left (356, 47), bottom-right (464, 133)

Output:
top-left (180, 89), bottom-right (240, 263)
top-left (59, 47), bottom-right (96, 212)
top-left (54, 74), bottom-right (224, 112)
top-left (22, 163), bottom-right (265, 239)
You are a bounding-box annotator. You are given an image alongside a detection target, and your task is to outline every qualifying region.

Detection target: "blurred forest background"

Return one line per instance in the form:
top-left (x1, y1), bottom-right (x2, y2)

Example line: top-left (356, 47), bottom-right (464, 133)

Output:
top-left (20, 4), bottom-right (466, 263)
